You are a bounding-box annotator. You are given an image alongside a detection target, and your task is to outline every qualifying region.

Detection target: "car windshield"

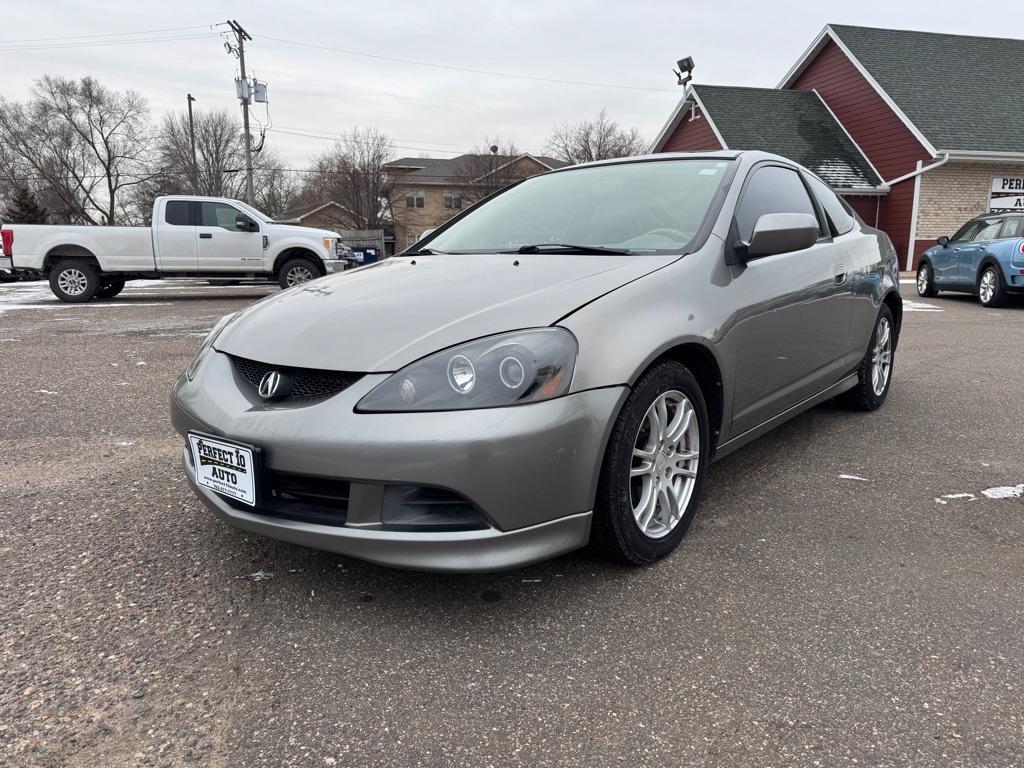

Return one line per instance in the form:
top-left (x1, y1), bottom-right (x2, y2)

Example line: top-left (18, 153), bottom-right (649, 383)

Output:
top-left (230, 199), bottom-right (275, 224)
top-left (423, 158), bottom-right (733, 255)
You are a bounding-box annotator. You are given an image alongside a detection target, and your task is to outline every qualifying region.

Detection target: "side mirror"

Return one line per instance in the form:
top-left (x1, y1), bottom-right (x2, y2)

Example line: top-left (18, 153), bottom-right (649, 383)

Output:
top-left (743, 213), bottom-right (819, 259)
top-left (236, 216), bottom-right (257, 232)
top-left (937, 235), bottom-right (950, 247)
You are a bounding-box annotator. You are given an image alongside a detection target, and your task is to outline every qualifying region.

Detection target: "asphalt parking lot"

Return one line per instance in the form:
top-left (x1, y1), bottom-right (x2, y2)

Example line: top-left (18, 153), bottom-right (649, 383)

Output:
top-left (1, 278), bottom-right (1022, 768)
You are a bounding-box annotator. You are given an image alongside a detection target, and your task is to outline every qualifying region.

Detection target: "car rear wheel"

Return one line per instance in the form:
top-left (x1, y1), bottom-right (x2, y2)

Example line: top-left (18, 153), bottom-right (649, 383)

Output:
top-left (592, 360), bottom-right (710, 565)
top-left (278, 259), bottom-right (320, 289)
top-left (978, 265), bottom-right (1007, 308)
top-left (840, 304), bottom-right (895, 411)
top-left (49, 259), bottom-right (100, 303)
top-left (96, 277), bottom-right (125, 299)
top-left (916, 262), bottom-right (937, 297)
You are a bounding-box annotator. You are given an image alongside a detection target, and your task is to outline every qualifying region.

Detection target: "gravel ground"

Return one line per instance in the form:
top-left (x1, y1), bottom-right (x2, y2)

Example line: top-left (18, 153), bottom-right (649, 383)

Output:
top-left (1, 279), bottom-right (1022, 767)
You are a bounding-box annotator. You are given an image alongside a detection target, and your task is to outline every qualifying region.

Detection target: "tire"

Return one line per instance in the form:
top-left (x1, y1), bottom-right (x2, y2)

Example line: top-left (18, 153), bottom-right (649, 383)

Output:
top-left (96, 277), bottom-right (125, 299)
top-left (592, 360), bottom-right (710, 566)
top-left (977, 264), bottom-right (1007, 308)
top-left (277, 259), bottom-right (320, 289)
top-left (840, 304), bottom-right (895, 411)
top-left (49, 259), bottom-right (100, 303)
top-left (916, 261), bottom-right (937, 297)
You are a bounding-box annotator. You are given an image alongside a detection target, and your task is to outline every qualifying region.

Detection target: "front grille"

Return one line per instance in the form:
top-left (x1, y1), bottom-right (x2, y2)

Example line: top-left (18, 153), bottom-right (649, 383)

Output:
top-left (230, 355), bottom-right (362, 401)
top-left (228, 470), bottom-right (350, 526)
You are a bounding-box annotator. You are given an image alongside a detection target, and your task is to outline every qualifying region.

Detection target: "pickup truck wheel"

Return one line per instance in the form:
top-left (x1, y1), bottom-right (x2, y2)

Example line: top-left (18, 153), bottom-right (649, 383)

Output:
top-left (96, 277), bottom-right (126, 299)
top-left (278, 259), bottom-right (319, 289)
top-left (49, 260), bottom-right (100, 303)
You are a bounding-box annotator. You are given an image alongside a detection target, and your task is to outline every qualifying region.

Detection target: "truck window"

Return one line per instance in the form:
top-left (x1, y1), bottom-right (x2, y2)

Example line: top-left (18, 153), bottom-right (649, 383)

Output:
top-left (165, 201), bottom-right (194, 226)
top-left (201, 202), bottom-right (251, 231)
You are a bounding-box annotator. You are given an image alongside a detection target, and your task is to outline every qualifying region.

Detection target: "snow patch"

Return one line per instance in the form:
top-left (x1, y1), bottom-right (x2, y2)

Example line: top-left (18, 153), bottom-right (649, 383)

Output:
top-left (981, 485), bottom-right (1024, 500)
top-left (35, 389), bottom-right (58, 395)
top-left (903, 300), bottom-right (943, 313)
top-left (838, 474), bottom-right (869, 481)
top-left (934, 493), bottom-right (977, 505)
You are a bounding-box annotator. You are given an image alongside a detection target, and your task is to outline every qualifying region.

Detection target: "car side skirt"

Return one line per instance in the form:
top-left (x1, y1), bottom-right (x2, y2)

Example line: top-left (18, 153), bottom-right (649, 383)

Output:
top-left (712, 373), bottom-right (859, 462)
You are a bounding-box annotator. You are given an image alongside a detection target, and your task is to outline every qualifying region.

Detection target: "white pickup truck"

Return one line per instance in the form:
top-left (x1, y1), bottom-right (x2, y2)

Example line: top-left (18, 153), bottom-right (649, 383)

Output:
top-left (0, 195), bottom-right (353, 302)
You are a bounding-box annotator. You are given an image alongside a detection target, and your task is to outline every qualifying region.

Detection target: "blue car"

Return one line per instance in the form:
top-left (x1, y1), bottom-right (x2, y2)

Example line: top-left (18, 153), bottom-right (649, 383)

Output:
top-left (917, 213), bottom-right (1024, 307)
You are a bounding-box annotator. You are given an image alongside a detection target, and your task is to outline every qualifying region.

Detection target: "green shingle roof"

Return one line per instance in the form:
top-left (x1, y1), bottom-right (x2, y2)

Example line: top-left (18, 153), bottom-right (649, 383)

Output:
top-left (693, 85), bottom-right (883, 189)
top-left (828, 25), bottom-right (1024, 153)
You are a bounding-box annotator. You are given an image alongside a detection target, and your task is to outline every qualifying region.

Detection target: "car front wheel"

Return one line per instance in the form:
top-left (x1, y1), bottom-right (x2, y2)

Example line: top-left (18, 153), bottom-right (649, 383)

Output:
top-left (916, 261), bottom-right (937, 297)
top-left (592, 360), bottom-right (710, 565)
top-left (978, 265), bottom-right (1007, 308)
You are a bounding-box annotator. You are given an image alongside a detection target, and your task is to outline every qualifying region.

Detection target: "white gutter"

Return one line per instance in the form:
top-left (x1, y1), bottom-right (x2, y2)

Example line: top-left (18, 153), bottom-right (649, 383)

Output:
top-left (885, 153), bottom-right (949, 187)
top-left (895, 153), bottom-right (949, 271)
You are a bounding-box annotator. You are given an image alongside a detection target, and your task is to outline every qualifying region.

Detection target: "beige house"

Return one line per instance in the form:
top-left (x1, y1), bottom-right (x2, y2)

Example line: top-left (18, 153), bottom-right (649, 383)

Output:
top-left (386, 153), bottom-right (567, 251)
top-left (274, 201), bottom-right (364, 232)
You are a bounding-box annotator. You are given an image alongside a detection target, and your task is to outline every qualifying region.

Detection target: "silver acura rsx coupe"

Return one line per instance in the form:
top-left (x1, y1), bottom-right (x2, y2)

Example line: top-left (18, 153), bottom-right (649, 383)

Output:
top-left (171, 151), bottom-right (901, 572)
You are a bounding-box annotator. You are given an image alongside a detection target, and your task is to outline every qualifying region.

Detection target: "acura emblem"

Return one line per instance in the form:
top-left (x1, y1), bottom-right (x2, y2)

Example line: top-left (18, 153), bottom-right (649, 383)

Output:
top-left (258, 370), bottom-right (292, 400)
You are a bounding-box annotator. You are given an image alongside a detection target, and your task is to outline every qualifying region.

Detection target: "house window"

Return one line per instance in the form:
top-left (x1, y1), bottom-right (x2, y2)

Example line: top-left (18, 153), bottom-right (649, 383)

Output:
top-left (405, 190), bottom-right (425, 208)
top-left (443, 191), bottom-right (463, 210)
top-left (406, 233), bottom-right (419, 247)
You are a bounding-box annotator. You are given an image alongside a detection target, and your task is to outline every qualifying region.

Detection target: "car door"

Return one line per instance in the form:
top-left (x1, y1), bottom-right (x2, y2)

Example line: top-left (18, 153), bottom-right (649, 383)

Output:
top-left (155, 200), bottom-right (198, 272)
top-left (196, 201), bottom-right (263, 272)
top-left (934, 220), bottom-right (980, 286)
top-left (728, 164), bottom-right (854, 435)
top-left (959, 217), bottom-right (1003, 283)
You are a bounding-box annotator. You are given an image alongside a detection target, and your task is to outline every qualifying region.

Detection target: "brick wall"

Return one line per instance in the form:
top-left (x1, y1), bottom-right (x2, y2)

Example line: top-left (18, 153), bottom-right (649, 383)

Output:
top-left (916, 160), bottom-right (1024, 239)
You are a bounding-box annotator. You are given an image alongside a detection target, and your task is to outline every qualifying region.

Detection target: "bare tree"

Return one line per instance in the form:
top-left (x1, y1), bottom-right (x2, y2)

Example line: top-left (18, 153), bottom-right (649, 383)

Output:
top-left (0, 76), bottom-right (157, 225)
top-left (300, 127), bottom-right (396, 230)
top-left (545, 108), bottom-right (646, 165)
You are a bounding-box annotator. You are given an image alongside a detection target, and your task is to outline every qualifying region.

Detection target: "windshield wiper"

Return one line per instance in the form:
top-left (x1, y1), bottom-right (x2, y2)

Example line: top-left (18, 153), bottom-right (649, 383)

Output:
top-left (505, 243), bottom-right (632, 255)
top-left (404, 248), bottom-right (447, 255)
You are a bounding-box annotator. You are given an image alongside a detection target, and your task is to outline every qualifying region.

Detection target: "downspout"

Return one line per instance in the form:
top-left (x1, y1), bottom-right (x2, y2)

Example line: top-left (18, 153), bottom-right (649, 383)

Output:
top-left (885, 153), bottom-right (950, 271)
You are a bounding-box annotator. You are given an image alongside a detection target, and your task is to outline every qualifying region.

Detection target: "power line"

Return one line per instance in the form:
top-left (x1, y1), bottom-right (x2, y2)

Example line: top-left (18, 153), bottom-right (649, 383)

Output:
top-left (258, 34), bottom-right (678, 93)
top-left (0, 25), bottom-right (212, 45)
top-left (0, 33), bottom-right (220, 53)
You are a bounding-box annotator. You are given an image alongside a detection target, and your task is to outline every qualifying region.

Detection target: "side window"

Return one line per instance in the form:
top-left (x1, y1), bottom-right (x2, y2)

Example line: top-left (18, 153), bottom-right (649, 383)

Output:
top-left (950, 221), bottom-right (982, 243)
top-left (164, 200), bottom-right (193, 226)
top-left (972, 219), bottom-right (1003, 242)
top-left (805, 174), bottom-right (855, 235)
top-left (998, 217), bottom-right (1023, 239)
top-left (405, 190), bottom-right (425, 209)
top-left (735, 166), bottom-right (821, 242)
top-left (201, 202), bottom-right (249, 231)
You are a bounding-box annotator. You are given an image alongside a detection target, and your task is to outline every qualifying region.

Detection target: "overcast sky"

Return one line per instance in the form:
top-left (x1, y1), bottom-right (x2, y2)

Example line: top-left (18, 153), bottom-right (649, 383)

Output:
top-left (3, 0), bottom-right (1022, 169)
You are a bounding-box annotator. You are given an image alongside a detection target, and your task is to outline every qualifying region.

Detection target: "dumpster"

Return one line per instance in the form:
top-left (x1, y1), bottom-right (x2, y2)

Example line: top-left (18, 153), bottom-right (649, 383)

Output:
top-left (352, 247), bottom-right (380, 265)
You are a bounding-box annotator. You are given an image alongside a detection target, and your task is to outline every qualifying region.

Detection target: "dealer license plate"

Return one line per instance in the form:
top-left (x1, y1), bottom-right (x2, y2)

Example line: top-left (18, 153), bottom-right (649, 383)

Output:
top-left (188, 432), bottom-right (258, 506)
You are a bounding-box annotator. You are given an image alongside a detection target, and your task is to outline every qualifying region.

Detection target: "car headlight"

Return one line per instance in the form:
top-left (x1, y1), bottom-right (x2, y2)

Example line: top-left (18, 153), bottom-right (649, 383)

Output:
top-left (185, 312), bottom-right (236, 380)
top-left (356, 328), bottom-right (577, 412)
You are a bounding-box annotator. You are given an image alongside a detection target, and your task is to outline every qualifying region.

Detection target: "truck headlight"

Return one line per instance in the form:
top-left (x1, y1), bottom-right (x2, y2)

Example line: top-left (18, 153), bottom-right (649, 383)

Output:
top-left (356, 328), bottom-right (577, 412)
top-left (185, 312), bottom-right (236, 381)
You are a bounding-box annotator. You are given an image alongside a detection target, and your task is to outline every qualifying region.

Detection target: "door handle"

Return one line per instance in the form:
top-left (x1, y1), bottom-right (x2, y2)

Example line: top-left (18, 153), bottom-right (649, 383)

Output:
top-left (199, 233), bottom-right (213, 239)
top-left (833, 265), bottom-right (848, 285)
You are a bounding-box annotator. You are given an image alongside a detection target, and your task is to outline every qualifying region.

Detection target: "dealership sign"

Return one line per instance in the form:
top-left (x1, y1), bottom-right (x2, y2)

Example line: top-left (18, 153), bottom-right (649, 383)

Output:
top-left (990, 176), bottom-right (1024, 211)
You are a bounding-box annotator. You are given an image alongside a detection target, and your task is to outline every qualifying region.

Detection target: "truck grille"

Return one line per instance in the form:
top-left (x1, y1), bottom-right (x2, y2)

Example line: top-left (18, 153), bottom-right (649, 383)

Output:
top-left (230, 355), bottom-right (363, 401)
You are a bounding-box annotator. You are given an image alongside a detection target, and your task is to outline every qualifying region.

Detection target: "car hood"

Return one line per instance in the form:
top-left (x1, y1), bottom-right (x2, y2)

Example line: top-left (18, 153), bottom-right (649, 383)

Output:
top-left (215, 253), bottom-right (677, 372)
top-left (266, 223), bottom-right (339, 239)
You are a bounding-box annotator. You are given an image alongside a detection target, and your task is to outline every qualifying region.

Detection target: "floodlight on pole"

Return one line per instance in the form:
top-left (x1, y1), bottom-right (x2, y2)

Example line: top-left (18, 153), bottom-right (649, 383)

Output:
top-left (673, 56), bottom-right (695, 87)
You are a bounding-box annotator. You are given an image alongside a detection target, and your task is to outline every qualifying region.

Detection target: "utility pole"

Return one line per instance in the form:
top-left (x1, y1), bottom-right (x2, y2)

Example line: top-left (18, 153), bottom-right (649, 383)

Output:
top-left (226, 19), bottom-right (255, 205)
top-left (186, 94), bottom-right (199, 194)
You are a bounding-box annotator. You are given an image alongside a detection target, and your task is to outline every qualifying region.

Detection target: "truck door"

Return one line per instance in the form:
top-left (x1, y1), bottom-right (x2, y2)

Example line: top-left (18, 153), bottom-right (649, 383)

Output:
top-left (155, 200), bottom-right (199, 272)
top-left (196, 201), bottom-right (263, 272)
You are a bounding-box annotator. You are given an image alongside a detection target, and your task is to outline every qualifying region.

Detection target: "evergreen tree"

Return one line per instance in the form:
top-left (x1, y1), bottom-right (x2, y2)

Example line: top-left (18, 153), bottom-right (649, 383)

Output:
top-left (2, 186), bottom-right (49, 224)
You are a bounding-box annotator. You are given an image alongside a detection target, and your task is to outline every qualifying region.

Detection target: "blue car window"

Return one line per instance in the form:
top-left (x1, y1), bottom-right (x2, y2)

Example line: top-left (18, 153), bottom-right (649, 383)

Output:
top-left (951, 221), bottom-right (982, 243)
top-left (972, 219), bottom-right (1003, 242)
top-left (998, 217), bottom-right (1024, 239)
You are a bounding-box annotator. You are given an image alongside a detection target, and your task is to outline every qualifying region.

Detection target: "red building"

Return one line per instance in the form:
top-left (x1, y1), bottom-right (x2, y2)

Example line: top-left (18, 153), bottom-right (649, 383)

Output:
top-left (652, 25), bottom-right (1024, 269)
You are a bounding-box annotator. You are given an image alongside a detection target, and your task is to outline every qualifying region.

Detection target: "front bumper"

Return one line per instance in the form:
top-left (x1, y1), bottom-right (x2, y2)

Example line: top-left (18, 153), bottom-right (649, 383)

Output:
top-left (171, 351), bottom-right (626, 571)
top-left (323, 259), bottom-right (347, 274)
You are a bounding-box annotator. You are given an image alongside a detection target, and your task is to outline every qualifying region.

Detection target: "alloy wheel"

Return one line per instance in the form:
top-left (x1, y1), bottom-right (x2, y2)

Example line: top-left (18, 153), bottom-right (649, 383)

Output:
top-left (871, 316), bottom-right (892, 396)
top-left (917, 265), bottom-right (929, 295)
top-left (286, 265), bottom-right (314, 286)
top-left (57, 268), bottom-right (88, 296)
top-left (630, 390), bottom-right (700, 539)
top-left (979, 269), bottom-right (996, 304)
